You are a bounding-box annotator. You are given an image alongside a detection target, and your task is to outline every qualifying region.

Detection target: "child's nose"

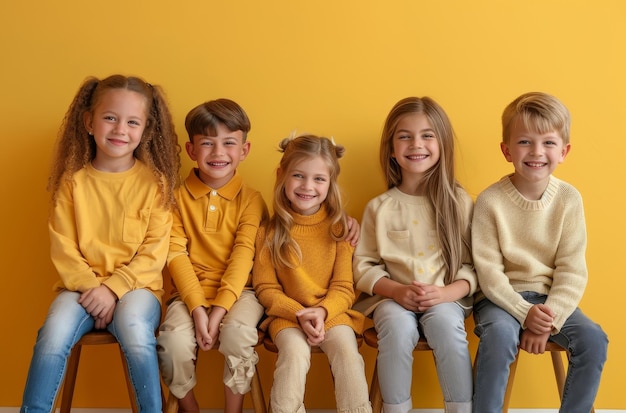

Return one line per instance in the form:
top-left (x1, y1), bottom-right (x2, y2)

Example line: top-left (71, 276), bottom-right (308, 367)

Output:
top-left (410, 137), bottom-right (424, 148)
top-left (530, 143), bottom-right (543, 155)
top-left (113, 122), bottom-right (127, 134)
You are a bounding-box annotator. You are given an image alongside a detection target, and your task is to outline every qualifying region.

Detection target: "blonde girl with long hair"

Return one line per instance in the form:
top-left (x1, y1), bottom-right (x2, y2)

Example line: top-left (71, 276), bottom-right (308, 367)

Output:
top-left (21, 74), bottom-right (180, 413)
top-left (253, 134), bottom-right (371, 413)
top-left (353, 97), bottom-right (476, 413)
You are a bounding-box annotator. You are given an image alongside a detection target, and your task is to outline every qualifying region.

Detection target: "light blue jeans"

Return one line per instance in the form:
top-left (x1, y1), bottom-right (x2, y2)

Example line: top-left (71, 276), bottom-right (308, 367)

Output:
top-left (372, 300), bottom-right (473, 410)
top-left (472, 292), bottom-right (608, 413)
top-left (21, 289), bottom-right (162, 413)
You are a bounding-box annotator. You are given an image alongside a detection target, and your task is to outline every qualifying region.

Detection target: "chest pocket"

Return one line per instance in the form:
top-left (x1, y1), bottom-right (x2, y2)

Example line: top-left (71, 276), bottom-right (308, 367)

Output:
top-left (123, 210), bottom-right (149, 244)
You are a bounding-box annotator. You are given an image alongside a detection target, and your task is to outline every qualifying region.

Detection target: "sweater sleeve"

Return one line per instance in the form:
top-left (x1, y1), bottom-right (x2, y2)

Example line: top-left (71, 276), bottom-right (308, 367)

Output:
top-left (472, 192), bottom-right (533, 325)
top-left (252, 227), bottom-right (304, 324)
top-left (168, 195), bottom-right (207, 313)
top-left (545, 191), bottom-right (588, 331)
top-left (318, 239), bottom-right (356, 322)
top-left (213, 191), bottom-right (267, 311)
top-left (353, 199), bottom-right (389, 294)
top-left (49, 180), bottom-right (101, 292)
top-left (453, 190), bottom-right (478, 295)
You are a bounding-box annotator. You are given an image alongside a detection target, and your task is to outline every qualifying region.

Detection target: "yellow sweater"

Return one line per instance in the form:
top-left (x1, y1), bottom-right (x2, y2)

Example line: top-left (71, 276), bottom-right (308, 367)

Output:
top-left (168, 169), bottom-right (268, 313)
top-left (253, 206), bottom-right (364, 339)
top-left (49, 161), bottom-right (171, 301)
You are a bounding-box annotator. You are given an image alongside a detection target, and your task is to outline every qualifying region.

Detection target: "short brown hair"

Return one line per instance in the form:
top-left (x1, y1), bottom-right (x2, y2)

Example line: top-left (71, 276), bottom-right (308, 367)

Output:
top-left (185, 98), bottom-right (251, 142)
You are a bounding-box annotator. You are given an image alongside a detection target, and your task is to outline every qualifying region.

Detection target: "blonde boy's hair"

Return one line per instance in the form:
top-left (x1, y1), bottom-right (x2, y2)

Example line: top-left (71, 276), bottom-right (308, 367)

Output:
top-left (502, 92), bottom-right (571, 145)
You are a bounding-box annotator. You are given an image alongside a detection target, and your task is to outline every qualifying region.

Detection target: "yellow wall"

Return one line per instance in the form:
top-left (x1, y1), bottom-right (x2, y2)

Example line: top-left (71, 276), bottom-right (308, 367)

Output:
top-left (1, 1), bottom-right (624, 409)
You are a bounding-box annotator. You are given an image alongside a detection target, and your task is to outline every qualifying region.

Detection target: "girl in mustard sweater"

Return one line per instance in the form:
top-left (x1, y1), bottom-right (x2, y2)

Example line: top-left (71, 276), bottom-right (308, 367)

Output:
top-left (253, 134), bottom-right (371, 413)
top-left (21, 74), bottom-right (180, 413)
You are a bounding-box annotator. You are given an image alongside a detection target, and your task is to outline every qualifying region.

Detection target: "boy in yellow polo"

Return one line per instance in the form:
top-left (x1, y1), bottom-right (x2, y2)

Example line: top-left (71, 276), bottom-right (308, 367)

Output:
top-left (157, 99), bottom-right (267, 413)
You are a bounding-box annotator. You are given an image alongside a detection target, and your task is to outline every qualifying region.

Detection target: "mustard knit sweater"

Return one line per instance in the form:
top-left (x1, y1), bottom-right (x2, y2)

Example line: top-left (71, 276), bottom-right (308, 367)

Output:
top-left (253, 206), bottom-right (364, 340)
top-left (472, 175), bottom-right (588, 332)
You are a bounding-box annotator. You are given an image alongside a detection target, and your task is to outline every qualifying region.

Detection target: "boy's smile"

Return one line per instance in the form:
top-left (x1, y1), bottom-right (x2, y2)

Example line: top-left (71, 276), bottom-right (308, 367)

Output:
top-left (186, 123), bottom-right (250, 189)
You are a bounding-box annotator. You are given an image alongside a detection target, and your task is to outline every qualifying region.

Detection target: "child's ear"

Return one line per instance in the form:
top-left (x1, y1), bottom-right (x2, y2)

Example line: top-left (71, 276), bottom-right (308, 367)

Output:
top-left (240, 141), bottom-right (251, 160)
top-left (500, 142), bottom-right (513, 162)
top-left (560, 143), bottom-right (572, 163)
top-left (185, 141), bottom-right (197, 161)
top-left (83, 111), bottom-right (93, 134)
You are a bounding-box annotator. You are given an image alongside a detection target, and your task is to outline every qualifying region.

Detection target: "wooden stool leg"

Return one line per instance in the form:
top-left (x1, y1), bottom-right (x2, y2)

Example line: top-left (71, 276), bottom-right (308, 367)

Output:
top-left (117, 346), bottom-right (139, 413)
top-left (502, 352), bottom-right (520, 413)
top-left (550, 350), bottom-right (566, 400)
top-left (250, 366), bottom-right (267, 413)
top-left (59, 344), bottom-right (82, 413)
top-left (164, 391), bottom-right (179, 413)
top-left (369, 361), bottom-right (383, 413)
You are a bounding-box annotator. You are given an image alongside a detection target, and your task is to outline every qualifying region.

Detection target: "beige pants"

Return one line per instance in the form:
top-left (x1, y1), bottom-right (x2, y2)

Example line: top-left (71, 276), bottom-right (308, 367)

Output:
top-left (271, 325), bottom-right (372, 413)
top-left (157, 290), bottom-right (263, 398)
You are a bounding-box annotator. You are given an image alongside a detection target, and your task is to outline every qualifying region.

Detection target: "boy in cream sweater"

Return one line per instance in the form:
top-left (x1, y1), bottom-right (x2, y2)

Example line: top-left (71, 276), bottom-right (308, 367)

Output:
top-left (471, 92), bottom-right (608, 413)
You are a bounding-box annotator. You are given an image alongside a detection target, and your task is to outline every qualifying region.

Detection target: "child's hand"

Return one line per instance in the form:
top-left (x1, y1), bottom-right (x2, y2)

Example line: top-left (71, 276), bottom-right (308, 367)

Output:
top-left (206, 306), bottom-right (226, 349)
top-left (412, 281), bottom-right (445, 311)
top-left (524, 304), bottom-right (554, 335)
top-left (79, 285), bottom-right (117, 329)
top-left (391, 283), bottom-right (424, 312)
top-left (296, 307), bottom-right (326, 346)
top-left (345, 216), bottom-right (361, 247)
top-left (192, 306), bottom-right (213, 351)
top-left (520, 329), bottom-right (550, 354)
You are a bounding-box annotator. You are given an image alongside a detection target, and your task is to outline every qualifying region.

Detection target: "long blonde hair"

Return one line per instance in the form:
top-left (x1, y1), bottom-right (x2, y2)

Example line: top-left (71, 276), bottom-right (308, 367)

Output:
top-left (380, 97), bottom-right (469, 283)
top-left (266, 134), bottom-right (348, 269)
top-left (48, 74), bottom-right (181, 208)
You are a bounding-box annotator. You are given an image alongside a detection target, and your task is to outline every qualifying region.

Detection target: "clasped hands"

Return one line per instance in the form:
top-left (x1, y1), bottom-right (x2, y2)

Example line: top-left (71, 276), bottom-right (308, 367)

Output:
top-left (521, 304), bottom-right (555, 354)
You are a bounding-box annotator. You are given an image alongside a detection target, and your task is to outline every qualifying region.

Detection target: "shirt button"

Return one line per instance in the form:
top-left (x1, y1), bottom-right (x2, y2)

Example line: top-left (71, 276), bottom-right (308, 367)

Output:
top-left (209, 205), bottom-right (216, 212)
top-left (211, 190), bottom-right (217, 196)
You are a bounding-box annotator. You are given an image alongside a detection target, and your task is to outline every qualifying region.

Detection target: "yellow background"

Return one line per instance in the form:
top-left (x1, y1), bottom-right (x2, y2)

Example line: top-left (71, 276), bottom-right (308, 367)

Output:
top-left (1, 1), bottom-right (623, 410)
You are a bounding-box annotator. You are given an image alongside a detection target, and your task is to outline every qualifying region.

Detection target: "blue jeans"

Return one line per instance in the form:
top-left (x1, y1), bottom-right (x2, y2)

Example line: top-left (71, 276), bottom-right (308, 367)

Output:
top-left (21, 289), bottom-right (162, 413)
top-left (372, 300), bottom-right (473, 408)
top-left (472, 293), bottom-right (608, 413)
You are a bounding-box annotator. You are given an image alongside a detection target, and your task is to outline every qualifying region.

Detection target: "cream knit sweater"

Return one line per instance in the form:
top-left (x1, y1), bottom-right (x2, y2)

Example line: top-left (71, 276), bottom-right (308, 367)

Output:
top-left (472, 174), bottom-right (588, 332)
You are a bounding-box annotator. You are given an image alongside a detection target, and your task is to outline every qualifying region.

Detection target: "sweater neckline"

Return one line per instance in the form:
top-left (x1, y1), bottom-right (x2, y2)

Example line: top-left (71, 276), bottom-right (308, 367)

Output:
top-left (389, 187), bottom-right (428, 205)
top-left (500, 174), bottom-right (559, 210)
top-left (86, 159), bottom-right (142, 179)
top-left (291, 205), bottom-right (328, 226)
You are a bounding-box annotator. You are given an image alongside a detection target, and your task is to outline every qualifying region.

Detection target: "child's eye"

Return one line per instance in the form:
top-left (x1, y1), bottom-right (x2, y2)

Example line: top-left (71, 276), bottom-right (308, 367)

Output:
top-left (315, 177), bottom-right (327, 182)
top-left (545, 141), bottom-right (556, 146)
top-left (224, 140), bottom-right (236, 146)
top-left (423, 133), bottom-right (435, 139)
top-left (398, 134), bottom-right (411, 140)
top-left (104, 116), bottom-right (116, 121)
top-left (517, 140), bottom-right (530, 145)
top-left (129, 120), bottom-right (141, 127)
top-left (201, 141), bottom-right (213, 146)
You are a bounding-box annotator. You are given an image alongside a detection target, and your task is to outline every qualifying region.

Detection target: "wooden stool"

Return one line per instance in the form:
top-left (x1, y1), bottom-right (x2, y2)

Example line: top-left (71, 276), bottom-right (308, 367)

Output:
top-left (504, 342), bottom-right (595, 413)
top-left (363, 327), bottom-right (432, 413)
top-left (59, 330), bottom-right (137, 413)
top-left (262, 331), bottom-right (364, 413)
top-left (163, 330), bottom-right (267, 413)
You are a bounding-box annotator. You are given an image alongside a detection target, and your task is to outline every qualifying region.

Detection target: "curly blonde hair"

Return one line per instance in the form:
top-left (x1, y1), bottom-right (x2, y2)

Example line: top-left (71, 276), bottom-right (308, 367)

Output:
top-left (266, 134), bottom-right (348, 269)
top-left (48, 74), bottom-right (181, 208)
